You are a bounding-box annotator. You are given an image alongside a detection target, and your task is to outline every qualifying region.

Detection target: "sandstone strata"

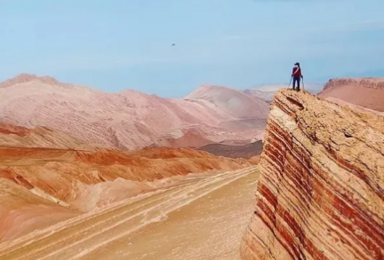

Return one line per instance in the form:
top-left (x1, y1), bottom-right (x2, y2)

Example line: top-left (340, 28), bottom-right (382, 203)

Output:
top-left (241, 89), bottom-right (384, 260)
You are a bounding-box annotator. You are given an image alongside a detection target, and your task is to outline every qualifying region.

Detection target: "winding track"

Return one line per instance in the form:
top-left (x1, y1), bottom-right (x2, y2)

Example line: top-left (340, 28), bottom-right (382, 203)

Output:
top-left (0, 166), bottom-right (257, 260)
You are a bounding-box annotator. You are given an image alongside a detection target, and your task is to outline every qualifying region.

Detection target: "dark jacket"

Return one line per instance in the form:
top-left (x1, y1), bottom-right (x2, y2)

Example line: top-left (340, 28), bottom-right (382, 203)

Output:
top-left (292, 66), bottom-right (302, 78)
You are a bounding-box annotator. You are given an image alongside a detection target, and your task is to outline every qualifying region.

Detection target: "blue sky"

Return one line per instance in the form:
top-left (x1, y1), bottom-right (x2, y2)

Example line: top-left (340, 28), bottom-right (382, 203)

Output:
top-left (0, 0), bottom-right (383, 97)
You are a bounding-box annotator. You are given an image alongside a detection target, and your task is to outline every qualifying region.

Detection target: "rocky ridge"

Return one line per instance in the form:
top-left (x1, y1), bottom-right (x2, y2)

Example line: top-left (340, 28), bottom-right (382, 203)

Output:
top-left (240, 89), bottom-right (384, 260)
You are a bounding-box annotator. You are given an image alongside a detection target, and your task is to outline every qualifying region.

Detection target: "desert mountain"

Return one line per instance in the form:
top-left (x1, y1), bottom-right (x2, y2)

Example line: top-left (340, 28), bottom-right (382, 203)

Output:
top-left (318, 77), bottom-right (384, 112)
top-left (241, 89), bottom-right (384, 260)
top-left (0, 122), bottom-right (255, 242)
top-left (185, 84), bottom-right (270, 118)
top-left (0, 74), bottom-right (269, 150)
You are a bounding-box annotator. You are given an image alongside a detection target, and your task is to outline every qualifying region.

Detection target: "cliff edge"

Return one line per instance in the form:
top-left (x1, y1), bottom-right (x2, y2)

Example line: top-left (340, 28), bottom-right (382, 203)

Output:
top-left (240, 89), bottom-right (384, 259)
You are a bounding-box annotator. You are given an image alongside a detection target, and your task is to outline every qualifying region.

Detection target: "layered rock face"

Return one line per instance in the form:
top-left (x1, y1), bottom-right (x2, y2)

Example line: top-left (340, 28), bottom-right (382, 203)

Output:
top-left (240, 89), bottom-right (384, 260)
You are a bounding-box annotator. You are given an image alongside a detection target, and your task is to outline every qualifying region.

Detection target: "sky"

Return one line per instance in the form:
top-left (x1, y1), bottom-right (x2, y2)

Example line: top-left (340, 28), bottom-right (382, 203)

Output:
top-left (0, 0), bottom-right (383, 97)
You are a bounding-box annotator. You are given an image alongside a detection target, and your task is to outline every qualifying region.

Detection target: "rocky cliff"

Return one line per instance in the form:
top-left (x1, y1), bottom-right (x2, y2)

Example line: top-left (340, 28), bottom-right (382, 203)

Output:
top-left (240, 89), bottom-right (384, 260)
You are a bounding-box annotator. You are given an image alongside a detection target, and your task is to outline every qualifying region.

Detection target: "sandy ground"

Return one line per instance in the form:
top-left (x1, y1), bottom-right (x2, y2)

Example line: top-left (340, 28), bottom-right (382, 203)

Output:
top-left (0, 166), bottom-right (259, 260)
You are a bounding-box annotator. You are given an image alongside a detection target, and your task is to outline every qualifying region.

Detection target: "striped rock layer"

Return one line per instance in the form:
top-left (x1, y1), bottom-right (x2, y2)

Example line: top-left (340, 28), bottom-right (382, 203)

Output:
top-left (240, 89), bottom-right (384, 260)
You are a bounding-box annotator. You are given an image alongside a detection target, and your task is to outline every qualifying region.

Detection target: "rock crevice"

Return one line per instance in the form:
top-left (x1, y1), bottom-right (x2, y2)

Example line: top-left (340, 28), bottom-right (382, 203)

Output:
top-left (240, 89), bottom-right (384, 260)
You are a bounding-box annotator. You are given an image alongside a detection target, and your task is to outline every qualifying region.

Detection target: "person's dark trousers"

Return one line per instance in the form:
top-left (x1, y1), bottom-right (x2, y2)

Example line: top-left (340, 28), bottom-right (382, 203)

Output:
top-left (293, 77), bottom-right (301, 91)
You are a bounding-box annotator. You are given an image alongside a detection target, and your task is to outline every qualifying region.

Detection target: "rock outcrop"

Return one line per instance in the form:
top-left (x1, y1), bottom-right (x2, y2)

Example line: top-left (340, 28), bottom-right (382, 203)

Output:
top-left (240, 89), bottom-right (384, 260)
top-left (318, 77), bottom-right (384, 112)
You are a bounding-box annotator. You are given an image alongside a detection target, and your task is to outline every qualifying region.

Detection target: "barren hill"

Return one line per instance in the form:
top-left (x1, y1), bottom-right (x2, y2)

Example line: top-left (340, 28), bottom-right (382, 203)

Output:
top-left (0, 75), bottom-right (269, 150)
top-left (185, 84), bottom-right (270, 119)
top-left (318, 77), bottom-right (384, 112)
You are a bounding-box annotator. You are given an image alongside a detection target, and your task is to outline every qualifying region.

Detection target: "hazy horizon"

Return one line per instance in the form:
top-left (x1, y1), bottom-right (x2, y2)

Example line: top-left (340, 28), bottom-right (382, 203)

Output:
top-left (0, 0), bottom-right (383, 97)
top-left (1, 69), bottom-right (383, 98)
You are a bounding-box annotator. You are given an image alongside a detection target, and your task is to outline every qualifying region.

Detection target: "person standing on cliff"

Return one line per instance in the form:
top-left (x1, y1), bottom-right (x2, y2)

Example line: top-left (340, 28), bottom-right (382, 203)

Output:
top-left (291, 62), bottom-right (303, 91)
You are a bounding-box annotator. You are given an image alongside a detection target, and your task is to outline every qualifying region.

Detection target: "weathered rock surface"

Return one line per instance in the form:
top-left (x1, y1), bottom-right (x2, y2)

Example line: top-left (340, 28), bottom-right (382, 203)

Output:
top-left (318, 77), bottom-right (384, 112)
top-left (240, 89), bottom-right (384, 260)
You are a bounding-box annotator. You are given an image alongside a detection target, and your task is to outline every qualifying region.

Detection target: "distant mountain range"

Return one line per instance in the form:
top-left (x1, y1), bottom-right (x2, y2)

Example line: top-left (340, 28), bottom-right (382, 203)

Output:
top-left (0, 74), bottom-right (270, 151)
top-left (243, 83), bottom-right (324, 103)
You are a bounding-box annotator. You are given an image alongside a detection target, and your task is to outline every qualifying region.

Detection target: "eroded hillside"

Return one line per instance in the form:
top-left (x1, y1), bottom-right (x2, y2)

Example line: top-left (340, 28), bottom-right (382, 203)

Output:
top-left (0, 123), bottom-right (256, 243)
